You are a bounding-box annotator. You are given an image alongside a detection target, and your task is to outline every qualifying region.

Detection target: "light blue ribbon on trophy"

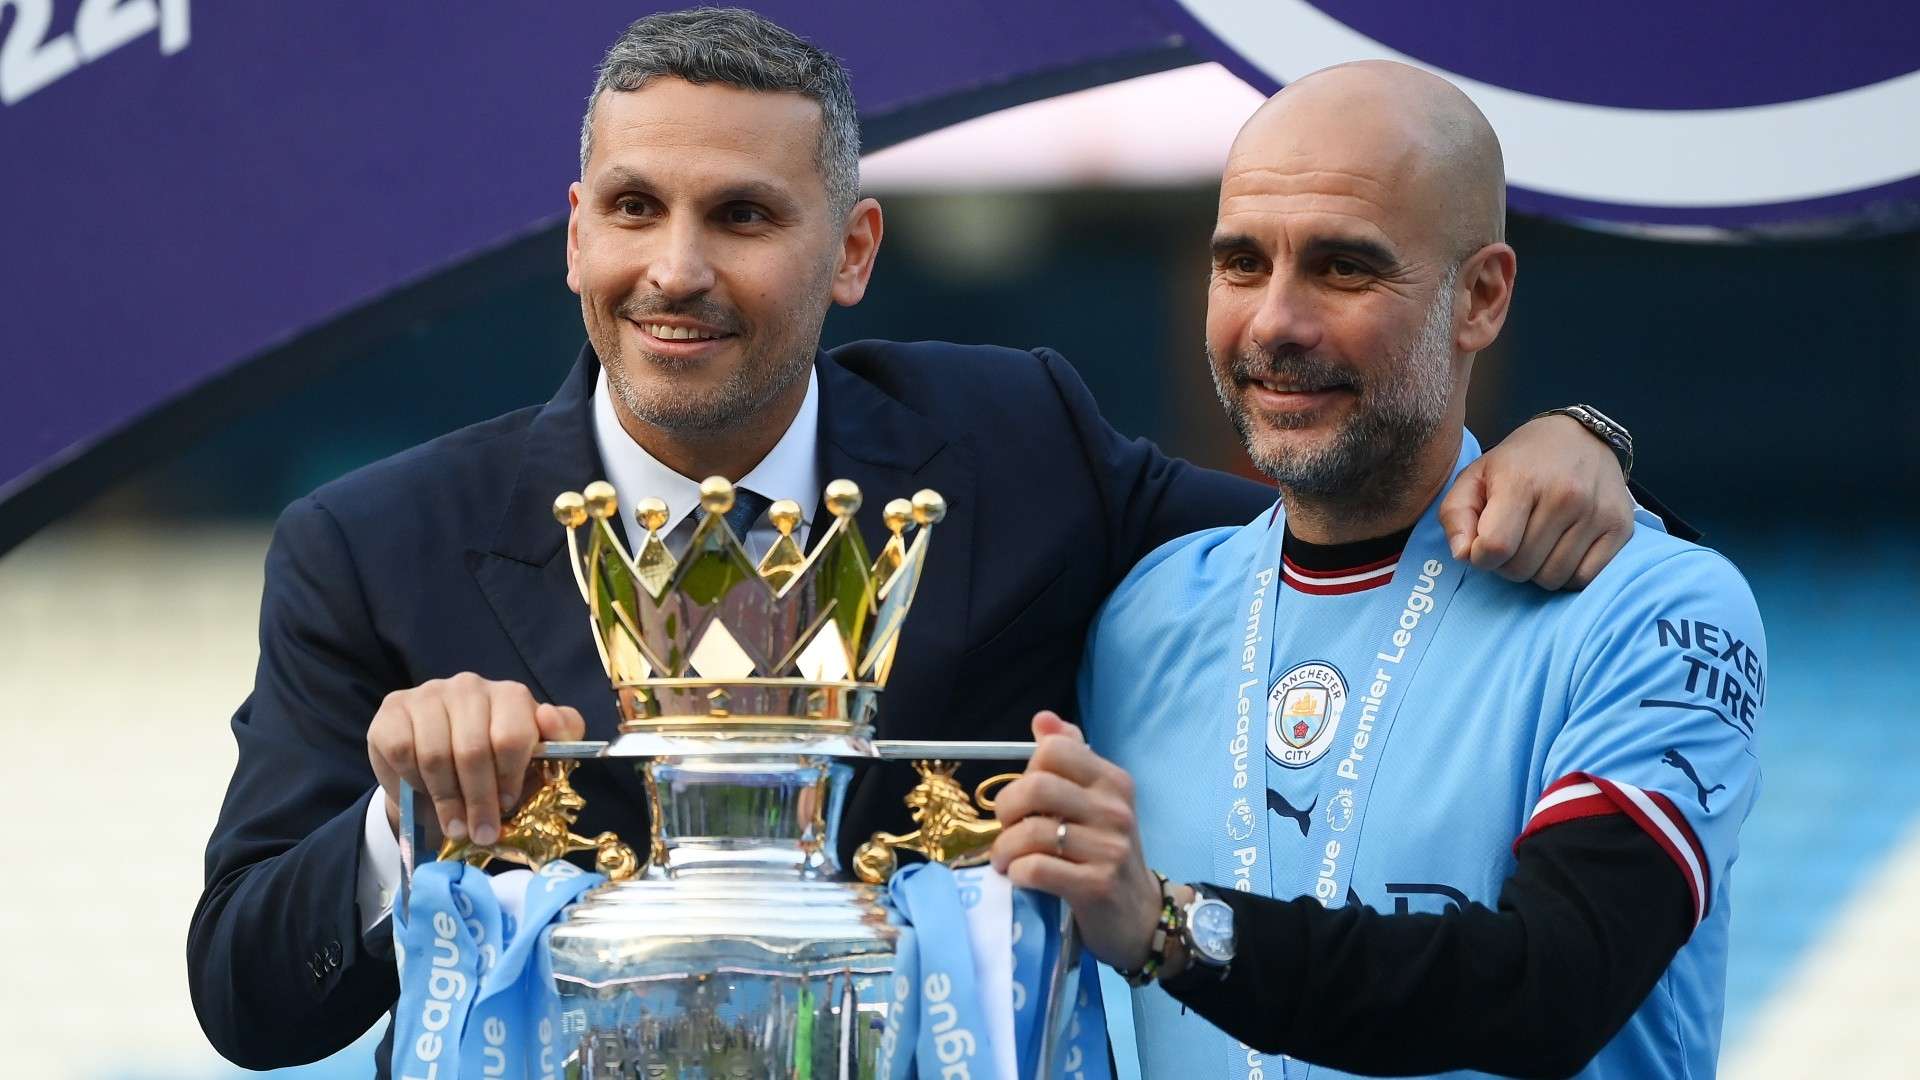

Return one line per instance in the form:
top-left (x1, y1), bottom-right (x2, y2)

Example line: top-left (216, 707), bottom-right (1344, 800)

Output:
top-left (955, 865), bottom-right (1019, 1078)
top-left (1009, 890), bottom-right (1049, 1077)
top-left (878, 908), bottom-right (920, 1080)
top-left (1058, 958), bottom-right (1114, 1080)
top-left (458, 861), bottom-right (604, 1079)
top-left (392, 861), bottom-right (501, 1079)
top-left (888, 862), bottom-right (1113, 1079)
top-left (890, 862), bottom-right (995, 1079)
top-left (394, 859), bottom-right (603, 1079)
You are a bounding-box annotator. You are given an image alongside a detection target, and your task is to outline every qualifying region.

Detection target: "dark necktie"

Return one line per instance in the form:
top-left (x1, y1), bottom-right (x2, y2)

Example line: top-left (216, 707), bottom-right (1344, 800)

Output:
top-left (721, 486), bottom-right (773, 544)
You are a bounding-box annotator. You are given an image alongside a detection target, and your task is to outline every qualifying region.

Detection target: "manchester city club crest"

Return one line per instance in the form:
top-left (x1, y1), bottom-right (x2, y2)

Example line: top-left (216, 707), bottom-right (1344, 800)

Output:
top-left (1268, 661), bottom-right (1346, 768)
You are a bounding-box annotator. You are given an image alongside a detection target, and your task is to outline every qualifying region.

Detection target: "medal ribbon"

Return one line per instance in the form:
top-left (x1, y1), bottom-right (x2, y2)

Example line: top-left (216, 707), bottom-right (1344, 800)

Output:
top-left (1273, 503), bottom-right (1464, 908)
top-left (1212, 438), bottom-right (1480, 1080)
top-left (1211, 506), bottom-right (1285, 1080)
top-left (1270, 502), bottom-right (1466, 1080)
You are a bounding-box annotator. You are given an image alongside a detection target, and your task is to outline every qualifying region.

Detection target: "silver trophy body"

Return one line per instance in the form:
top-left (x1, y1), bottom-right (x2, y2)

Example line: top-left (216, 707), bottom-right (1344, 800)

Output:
top-left (550, 743), bottom-right (895, 1077)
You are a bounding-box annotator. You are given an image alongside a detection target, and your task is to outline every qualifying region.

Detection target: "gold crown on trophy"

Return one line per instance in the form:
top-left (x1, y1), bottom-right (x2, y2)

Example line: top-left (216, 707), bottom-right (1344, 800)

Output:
top-left (551, 476), bottom-right (943, 731)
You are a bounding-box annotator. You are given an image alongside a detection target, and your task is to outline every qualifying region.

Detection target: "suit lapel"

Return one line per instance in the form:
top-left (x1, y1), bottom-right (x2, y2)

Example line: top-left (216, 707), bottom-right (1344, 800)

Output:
top-left (468, 346), bottom-right (653, 810)
top-left (815, 352), bottom-right (975, 740)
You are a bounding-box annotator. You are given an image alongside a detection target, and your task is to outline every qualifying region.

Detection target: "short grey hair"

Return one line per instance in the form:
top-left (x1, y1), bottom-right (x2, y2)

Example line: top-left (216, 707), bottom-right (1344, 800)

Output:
top-left (580, 7), bottom-right (861, 218)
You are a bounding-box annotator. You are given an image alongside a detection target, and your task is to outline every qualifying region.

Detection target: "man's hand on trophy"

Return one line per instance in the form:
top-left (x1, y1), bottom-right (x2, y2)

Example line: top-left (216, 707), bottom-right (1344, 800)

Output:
top-left (989, 711), bottom-right (1168, 972)
top-left (366, 673), bottom-right (585, 847)
top-left (1439, 413), bottom-right (1634, 590)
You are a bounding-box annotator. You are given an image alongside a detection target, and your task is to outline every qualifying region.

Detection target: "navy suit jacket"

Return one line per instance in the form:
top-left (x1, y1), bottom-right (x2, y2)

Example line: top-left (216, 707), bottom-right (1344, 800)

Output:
top-left (188, 340), bottom-right (1273, 1069)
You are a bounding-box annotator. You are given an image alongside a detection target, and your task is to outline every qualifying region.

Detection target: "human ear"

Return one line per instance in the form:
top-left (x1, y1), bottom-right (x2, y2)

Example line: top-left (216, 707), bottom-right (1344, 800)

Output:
top-left (1455, 242), bottom-right (1516, 355)
top-left (830, 197), bottom-right (884, 307)
top-left (565, 182), bottom-right (584, 295)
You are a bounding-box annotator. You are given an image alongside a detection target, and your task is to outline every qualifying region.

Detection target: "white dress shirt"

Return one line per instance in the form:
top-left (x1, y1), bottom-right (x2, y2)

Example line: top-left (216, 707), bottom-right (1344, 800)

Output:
top-left (590, 366), bottom-right (821, 561)
top-left (355, 366), bottom-right (822, 933)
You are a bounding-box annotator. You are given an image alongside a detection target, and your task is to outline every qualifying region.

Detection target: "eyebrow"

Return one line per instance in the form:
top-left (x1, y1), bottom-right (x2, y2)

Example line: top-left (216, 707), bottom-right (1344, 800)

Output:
top-left (1300, 235), bottom-right (1400, 270)
top-left (595, 166), bottom-right (797, 211)
top-left (1209, 231), bottom-right (1401, 271)
top-left (1210, 232), bottom-right (1261, 260)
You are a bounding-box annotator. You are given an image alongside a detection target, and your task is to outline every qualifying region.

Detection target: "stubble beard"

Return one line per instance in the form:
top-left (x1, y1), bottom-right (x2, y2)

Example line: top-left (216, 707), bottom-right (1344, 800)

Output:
top-left (591, 279), bottom-right (829, 437)
top-left (1210, 270), bottom-right (1458, 512)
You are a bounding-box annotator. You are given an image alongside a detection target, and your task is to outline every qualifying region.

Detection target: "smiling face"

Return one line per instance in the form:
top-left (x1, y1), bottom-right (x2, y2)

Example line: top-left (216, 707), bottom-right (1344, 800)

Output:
top-left (566, 77), bottom-right (878, 440)
top-left (1205, 63), bottom-right (1512, 505)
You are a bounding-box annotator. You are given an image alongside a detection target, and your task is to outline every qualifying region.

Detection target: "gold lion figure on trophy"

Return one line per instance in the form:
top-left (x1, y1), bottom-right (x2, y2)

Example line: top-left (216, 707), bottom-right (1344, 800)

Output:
top-left (439, 760), bottom-right (638, 880)
top-left (853, 762), bottom-right (1016, 883)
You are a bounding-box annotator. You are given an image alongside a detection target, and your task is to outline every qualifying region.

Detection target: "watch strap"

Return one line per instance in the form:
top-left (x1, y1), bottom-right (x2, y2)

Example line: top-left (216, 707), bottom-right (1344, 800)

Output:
top-left (1160, 884), bottom-right (1234, 993)
top-left (1535, 403), bottom-right (1634, 481)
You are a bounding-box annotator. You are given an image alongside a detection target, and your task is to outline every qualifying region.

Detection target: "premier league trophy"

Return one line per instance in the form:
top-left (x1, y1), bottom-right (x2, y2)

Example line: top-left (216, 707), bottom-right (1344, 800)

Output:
top-left (397, 477), bottom-right (1091, 1079)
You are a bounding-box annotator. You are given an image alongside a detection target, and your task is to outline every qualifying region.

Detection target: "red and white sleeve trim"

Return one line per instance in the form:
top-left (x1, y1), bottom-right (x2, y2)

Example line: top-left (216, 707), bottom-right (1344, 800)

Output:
top-left (1519, 772), bottom-right (1711, 927)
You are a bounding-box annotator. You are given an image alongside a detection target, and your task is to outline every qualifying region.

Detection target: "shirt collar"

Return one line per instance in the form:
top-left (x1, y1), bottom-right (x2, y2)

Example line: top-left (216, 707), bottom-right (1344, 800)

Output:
top-left (591, 366), bottom-right (821, 532)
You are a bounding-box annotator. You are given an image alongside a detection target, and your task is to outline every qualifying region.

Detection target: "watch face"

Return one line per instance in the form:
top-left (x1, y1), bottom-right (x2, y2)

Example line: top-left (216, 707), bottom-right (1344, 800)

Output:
top-left (1189, 899), bottom-right (1235, 963)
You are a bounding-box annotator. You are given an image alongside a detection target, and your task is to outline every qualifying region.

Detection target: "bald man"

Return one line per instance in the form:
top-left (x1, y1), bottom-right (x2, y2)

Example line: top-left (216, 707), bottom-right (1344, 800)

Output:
top-left (990, 63), bottom-right (1763, 1079)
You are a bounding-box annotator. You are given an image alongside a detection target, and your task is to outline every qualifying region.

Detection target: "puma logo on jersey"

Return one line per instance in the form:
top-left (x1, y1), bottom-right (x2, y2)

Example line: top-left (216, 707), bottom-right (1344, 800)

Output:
top-left (1268, 789), bottom-right (1316, 837)
top-left (1661, 749), bottom-right (1725, 811)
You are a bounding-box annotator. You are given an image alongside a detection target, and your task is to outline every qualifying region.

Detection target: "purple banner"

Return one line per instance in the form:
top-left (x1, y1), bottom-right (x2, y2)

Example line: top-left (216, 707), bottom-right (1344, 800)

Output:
top-left (1162, 0), bottom-right (1920, 228)
top-left (2, 0), bottom-right (1914, 547)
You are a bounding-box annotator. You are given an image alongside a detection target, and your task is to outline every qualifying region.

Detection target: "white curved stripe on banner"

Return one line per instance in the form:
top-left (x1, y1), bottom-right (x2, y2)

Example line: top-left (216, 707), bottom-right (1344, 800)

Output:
top-left (1177, 0), bottom-right (1920, 207)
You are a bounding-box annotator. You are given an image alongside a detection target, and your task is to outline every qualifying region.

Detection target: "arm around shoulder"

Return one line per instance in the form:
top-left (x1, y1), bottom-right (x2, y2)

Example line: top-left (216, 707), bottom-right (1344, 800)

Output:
top-left (1032, 348), bottom-right (1272, 580)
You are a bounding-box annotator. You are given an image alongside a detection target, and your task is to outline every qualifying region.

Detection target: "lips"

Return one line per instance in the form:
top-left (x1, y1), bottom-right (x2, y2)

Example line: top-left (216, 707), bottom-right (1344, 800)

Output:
top-left (1239, 376), bottom-right (1355, 416)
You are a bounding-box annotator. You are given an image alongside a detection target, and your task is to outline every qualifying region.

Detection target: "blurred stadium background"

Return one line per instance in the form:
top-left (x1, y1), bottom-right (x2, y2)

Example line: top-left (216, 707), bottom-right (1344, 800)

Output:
top-left (3, 35), bottom-right (1917, 1080)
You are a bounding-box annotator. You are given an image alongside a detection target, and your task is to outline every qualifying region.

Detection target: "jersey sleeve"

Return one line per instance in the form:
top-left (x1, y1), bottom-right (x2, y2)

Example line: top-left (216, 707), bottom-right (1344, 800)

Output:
top-left (1523, 547), bottom-right (1765, 930)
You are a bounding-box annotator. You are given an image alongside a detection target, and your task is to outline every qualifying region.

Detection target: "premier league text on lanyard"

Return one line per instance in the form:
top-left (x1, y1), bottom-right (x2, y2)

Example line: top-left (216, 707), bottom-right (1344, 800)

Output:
top-left (1215, 499), bottom-right (1465, 1080)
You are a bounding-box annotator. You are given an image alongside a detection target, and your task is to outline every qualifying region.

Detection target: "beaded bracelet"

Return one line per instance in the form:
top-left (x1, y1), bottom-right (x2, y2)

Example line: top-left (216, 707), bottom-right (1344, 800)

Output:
top-left (1117, 871), bottom-right (1184, 987)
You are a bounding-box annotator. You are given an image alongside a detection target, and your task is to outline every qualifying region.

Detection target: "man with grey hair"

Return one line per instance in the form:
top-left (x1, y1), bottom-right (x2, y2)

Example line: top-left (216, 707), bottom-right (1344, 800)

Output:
top-left (189, 8), bottom-right (1668, 1072)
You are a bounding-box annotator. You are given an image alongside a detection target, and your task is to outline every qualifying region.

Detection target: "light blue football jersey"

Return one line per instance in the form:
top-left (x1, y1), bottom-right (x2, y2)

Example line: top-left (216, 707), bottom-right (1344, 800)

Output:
top-left (1081, 431), bottom-right (1764, 1080)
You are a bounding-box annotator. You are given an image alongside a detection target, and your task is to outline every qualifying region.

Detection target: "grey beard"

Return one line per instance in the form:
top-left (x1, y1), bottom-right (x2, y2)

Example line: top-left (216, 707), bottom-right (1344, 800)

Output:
top-left (1211, 271), bottom-right (1457, 509)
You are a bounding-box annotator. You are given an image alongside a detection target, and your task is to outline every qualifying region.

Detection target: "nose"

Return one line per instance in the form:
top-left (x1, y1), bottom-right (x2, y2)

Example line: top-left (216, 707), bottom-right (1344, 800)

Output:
top-left (647, 218), bottom-right (716, 301)
top-left (1246, 270), bottom-right (1322, 356)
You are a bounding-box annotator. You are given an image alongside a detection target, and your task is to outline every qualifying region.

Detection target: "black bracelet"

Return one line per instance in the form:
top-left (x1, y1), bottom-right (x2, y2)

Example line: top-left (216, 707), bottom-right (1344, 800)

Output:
top-left (1116, 871), bottom-right (1183, 988)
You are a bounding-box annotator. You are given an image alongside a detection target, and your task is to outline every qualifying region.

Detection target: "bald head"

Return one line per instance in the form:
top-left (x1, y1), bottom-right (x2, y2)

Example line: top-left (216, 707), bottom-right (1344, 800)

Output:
top-left (1230, 60), bottom-right (1505, 257)
top-left (1204, 60), bottom-right (1519, 533)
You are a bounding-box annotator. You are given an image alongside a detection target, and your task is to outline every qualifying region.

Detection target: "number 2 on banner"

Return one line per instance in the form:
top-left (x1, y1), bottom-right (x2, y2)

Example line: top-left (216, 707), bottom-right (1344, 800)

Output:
top-left (1, 0), bottom-right (189, 106)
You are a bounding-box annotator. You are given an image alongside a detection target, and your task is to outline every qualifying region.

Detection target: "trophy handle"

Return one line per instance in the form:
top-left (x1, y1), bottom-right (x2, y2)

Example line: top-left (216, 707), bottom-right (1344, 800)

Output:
top-left (427, 760), bottom-right (642, 881)
top-left (853, 761), bottom-right (1021, 884)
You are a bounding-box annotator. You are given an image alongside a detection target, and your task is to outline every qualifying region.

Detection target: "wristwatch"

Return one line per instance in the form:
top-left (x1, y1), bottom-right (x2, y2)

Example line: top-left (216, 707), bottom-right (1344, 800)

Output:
top-left (1535, 403), bottom-right (1634, 481)
top-left (1163, 883), bottom-right (1236, 989)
